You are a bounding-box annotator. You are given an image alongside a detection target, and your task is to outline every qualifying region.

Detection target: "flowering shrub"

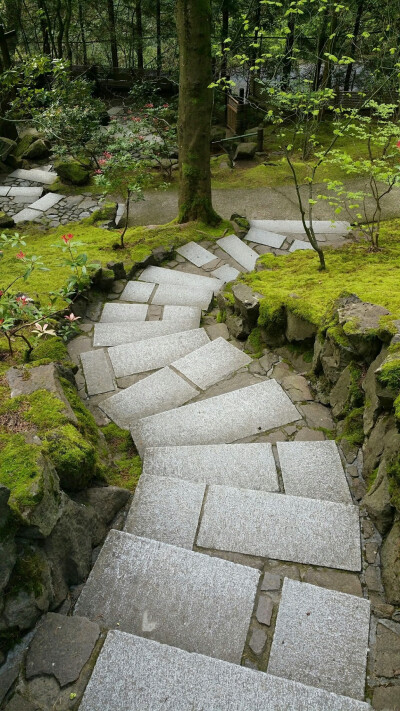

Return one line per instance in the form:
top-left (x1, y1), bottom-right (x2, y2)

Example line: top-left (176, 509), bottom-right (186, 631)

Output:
top-left (0, 233), bottom-right (95, 357)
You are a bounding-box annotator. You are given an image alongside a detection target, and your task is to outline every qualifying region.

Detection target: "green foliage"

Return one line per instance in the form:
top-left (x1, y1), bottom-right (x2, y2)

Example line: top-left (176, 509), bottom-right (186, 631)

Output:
top-left (43, 423), bottom-right (97, 490)
top-left (377, 355), bottom-right (400, 392)
top-left (337, 407), bottom-right (365, 447)
top-left (247, 327), bottom-right (264, 356)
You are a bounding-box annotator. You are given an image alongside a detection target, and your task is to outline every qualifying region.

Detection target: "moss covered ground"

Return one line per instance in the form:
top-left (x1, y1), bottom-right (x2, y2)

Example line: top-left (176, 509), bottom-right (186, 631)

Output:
top-left (244, 220), bottom-right (400, 329)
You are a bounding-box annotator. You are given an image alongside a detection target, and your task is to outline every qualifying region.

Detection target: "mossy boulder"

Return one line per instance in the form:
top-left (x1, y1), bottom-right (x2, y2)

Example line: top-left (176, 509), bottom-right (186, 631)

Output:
top-left (14, 130), bottom-right (40, 158)
top-left (285, 311), bottom-right (318, 343)
top-left (23, 138), bottom-right (50, 160)
top-left (381, 518), bottom-right (400, 605)
top-left (330, 363), bottom-right (364, 419)
top-left (44, 423), bottom-right (97, 491)
top-left (0, 211), bottom-right (15, 228)
top-left (87, 202), bottom-right (117, 226)
top-left (55, 159), bottom-right (90, 186)
top-left (0, 137), bottom-right (17, 161)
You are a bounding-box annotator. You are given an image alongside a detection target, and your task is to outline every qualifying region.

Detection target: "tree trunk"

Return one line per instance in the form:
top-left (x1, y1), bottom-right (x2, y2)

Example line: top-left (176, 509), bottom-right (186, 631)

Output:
top-left (135, 0), bottom-right (143, 72)
top-left (221, 1), bottom-right (229, 120)
top-left (107, 0), bottom-right (119, 71)
top-left (343, 0), bottom-right (364, 92)
top-left (312, 8), bottom-right (328, 90)
top-left (156, 0), bottom-right (162, 76)
top-left (78, 1), bottom-right (87, 65)
top-left (176, 0), bottom-right (220, 225)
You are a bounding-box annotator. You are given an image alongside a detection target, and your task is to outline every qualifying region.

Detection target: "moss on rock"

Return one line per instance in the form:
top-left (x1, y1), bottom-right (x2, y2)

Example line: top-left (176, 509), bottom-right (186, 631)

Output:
top-left (55, 159), bottom-right (90, 186)
top-left (43, 423), bottom-right (97, 491)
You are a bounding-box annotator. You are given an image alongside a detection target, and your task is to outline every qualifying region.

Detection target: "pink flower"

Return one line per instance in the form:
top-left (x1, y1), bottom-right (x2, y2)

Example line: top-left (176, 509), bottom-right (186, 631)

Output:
top-left (163, 103), bottom-right (169, 108)
top-left (16, 251), bottom-right (25, 260)
top-left (145, 103), bottom-right (154, 108)
top-left (98, 158), bottom-right (107, 166)
top-left (16, 295), bottom-right (29, 306)
top-left (397, 140), bottom-right (400, 150)
top-left (61, 234), bottom-right (73, 244)
top-left (95, 169), bottom-right (103, 174)
top-left (65, 313), bottom-right (81, 322)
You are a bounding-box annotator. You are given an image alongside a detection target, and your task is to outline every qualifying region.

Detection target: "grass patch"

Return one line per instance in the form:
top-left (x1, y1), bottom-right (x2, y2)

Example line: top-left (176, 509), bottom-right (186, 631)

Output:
top-left (244, 220), bottom-right (400, 330)
top-left (102, 423), bottom-right (142, 491)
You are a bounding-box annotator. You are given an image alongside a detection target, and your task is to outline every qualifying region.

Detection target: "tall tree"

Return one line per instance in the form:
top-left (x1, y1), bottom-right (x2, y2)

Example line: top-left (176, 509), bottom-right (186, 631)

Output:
top-left (176, 0), bottom-right (220, 224)
top-left (156, 0), bottom-right (162, 75)
top-left (107, 0), bottom-right (119, 69)
top-left (135, 0), bottom-right (143, 72)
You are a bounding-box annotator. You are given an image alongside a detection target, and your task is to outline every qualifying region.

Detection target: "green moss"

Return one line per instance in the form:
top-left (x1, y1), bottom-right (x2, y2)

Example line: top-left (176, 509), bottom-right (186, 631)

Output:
top-left (367, 467), bottom-right (379, 492)
top-left (395, 394), bottom-right (400, 428)
top-left (14, 133), bottom-right (36, 158)
top-left (5, 549), bottom-right (45, 597)
top-left (30, 337), bottom-right (69, 364)
top-left (377, 355), bottom-right (400, 391)
top-left (216, 310), bottom-right (226, 323)
top-left (0, 434), bottom-right (44, 514)
top-left (86, 202), bottom-right (117, 225)
top-left (23, 390), bottom-right (69, 431)
top-left (247, 327), bottom-right (264, 356)
top-left (55, 159), bottom-right (90, 186)
top-left (102, 423), bottom-right (142, 491)
top-left (326, 325), bottom-right (353, 350)
top-left (336, 407), bottom-right (365, 447)
top-left (387, 453), bottom-right (400, 511)
top-left (244, 221), bottom-right (400, 332)
top-left (60, 377), bottom-right (98, 444)
top-left (43, 423), bottom-right (96, 490)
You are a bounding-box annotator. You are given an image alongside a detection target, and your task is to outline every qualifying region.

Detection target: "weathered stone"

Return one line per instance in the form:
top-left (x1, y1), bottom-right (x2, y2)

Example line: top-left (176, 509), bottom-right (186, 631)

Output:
top-left (365, 541), bottom-right (379, 564)
top-left (232, 283), bottom-right (260, 330)
top-left (256, 595), bottom-right (273, 625)
top-left (4, 693), bottom-right (38, 711)
top-left (337, 298), bottom-right (390, 361)
top-left (23, 138), bottom-right (50, 160)
top-left (372, 685), bottom-right (400, 709)
top-left (226, 314), bottom-right (249, 339)
top-left (6, 364), bottom-right (77, 424)
top-left (0, 630), bottom-right (36, 705)
top-left (303, 568), bottom-right (363, 596)
top-left (330, 364), bottom-right (358, 419)
top-left (55, 159), bottom-right (90, 185)
top-left (363, 351), bottom-right (388, 435)
top-left (0, 537), bottom-right (17, 594)
top-left (299, 402), bottom-right (335, 430)
top-left (204, 322), bottom-right (230, 340)
top-left (259, 352), bottom-right (279, 372)
top-left (374, 622), bottom-right (400, 678)
top-left (80, 349), bottom-right (116, 396)
top-left (362, 463), bottom-right (394, 535)
top-left (381, 520), bottom-right (400, 605)
top-left (285, 311), bottom-right (317, 342)
top-left (234, 142), bottom-right (257, 160)
top-left (0, 137), bottom-right (17, 161)
top-left (261, 572), bottom-right (281, 591)
top-left (72, 486), bottom-right (131, 526)
top-left (294, 427), bottom-right (325, 441)
top-left (0, 211), bottom-right (15, 228)
top-left (267, 579), bottom-right (370, 700)
top-left (2, 551), bottom-right (52, 630)
top-left (217, 234), bottom-right (258, 271)
top-left (17, 452), bottom-right (61, 539)
top-left (26, 613), bottom-right (100, 686)
top-left (249, 628), bottom-right (267, 655)
top-left (75, 530), bottom-right (260, 664)
top-left (176, 241), bottom-right (215, 267)
top-left (211, 264), bottom-right (240, 283)
top-left (281, 374), bottom-right (313, 401)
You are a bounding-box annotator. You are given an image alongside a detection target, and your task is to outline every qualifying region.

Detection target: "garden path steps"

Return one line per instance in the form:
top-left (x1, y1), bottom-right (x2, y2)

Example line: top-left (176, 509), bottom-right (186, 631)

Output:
top-left (73, 231), bottom-right (370, 709)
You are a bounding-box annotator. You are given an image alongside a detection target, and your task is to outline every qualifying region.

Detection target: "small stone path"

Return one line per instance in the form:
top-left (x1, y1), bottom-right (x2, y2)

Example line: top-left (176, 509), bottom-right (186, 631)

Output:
top-left (61, 220), bottom-right (375, 709)
top-left (0, 166), bottom-right (114, 227)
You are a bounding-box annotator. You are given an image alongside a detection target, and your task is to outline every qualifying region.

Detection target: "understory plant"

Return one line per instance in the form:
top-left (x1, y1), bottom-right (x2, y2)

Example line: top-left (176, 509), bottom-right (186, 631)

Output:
top-left (0, 232), bottom-right (94, 356)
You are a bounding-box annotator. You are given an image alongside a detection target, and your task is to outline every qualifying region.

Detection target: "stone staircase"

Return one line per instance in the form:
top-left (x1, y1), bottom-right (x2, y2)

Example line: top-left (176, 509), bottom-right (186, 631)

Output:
top-left (73, 223), bottom-right (372, 709)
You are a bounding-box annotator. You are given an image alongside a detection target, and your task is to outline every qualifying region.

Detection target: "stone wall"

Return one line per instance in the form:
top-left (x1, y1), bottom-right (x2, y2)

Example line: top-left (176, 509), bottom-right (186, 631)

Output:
top-left (220, 284), bottom-right (400, 606)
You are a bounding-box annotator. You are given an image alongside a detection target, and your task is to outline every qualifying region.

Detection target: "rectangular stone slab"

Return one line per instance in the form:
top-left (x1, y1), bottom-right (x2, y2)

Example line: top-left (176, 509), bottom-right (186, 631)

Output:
top-left (139, 265), bottom-right (222, 294)
top-left (28, 192), bottom-right (64, 211)
top-left (268, 578), bottom-right (370, 700)
top-left (131, 380), bottom-right (301, 455)
top-left (211, 264), bottom-right (240, 283)
top-left (197, 486), bottom-right (361, 571)
top-left (80, 631), bottom-right (371, 711)
top-left (125, 475), bottom-right (205, 548)
top-left (142, 443), bottom-right (279, 491)
top-left (250, 219), bottom-right (350, 234)
top-left (93, 319), bottom-right (199, 347)
top-left (176, 241), bottom-right (215, 267)
top-left (277, 440), bottom-right (352, 503)
top-left (289, 239), bottom-right (314, 252)
top-left (162, 305), bottom-right (201, 325)
top-left (172, 336), bottom-right (251, 390)
top-left (7, 187), bottom-right (43, 197)
top-left (0, 187), bottom-right (10, 196)
top-left (80, 349), bottom-right (115, 395)
top-left (120, 281), bottom-right (155, 303)
top-left (217, 234), bottom-right (258, 271)
top-left (12, 208), bottom-right (42, 223)
top-left (74, 530), bottom-right (260, 664)
top-left (108, 328), bottom-right (210, 377)
top-left (151, 283), bottom-right (213, 310)
top-left (245, 227), bottom-right (286, 248)
top-left (9, 168), bottom-right (57, 184)
top-left (100, 303), bottom-right (148, 323)
top-left (99, 367), bottom-right (198, 428)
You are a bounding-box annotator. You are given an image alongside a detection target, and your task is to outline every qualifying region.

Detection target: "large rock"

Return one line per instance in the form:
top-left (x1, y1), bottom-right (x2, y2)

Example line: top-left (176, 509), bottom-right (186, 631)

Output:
top-left (6, 364), bottom-right (78, 425)
top-left (15, 128), bottom-right (42, 158)
top-left (320, 326), bottom-right (358, 383)
top-left (337, 296), bottom-right (390, 361)
top-left (234, 142), bottom-right (257, 160)
top-left (18, 451), bottom-right (61, 539)
top-left (55, 159), bottom-right (90, 186)
top-left (22, 139), bottom-right (50, 160)
top-left (0, 537), bottom-right (17, 594)
top-left (362, 462), bottom-right (394, 535)
top-left (0, 137), bottom-right (17, 161)
top-left (72, 486), bottom-right (131, 527)
top-left (285, 311), bottom-right (317, 343)
top-left (232, 283), bottom-right (260, 331)
top-left (373, 620), bottom-right (400, 677)
top-left (363, 350), bottom-right (388, 435)
top-left (0, 549), bottom-right (52, 632)
top-left (363, 415), bottom-right (394, 479)
top-left (381, 522), bottom-right (400, 605)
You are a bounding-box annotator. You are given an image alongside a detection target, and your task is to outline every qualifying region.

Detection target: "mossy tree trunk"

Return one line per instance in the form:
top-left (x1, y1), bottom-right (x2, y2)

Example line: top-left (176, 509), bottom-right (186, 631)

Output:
top-left (176, 0), bottom-right (220, 225)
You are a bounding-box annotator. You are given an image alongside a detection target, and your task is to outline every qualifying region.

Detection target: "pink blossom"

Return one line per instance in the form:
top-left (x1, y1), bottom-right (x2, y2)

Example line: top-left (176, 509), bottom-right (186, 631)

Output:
top-left (163, 103), bottom-right (169, 108)
top-left (95, 169), bottom-right (103, 174)
top-left (397, 139), bottom-right (400, 150)
top-left (16, 251), bottom-right (25, 260)
top-left (145, 103), bottom-right (154, 108)
top-left (61, 234), bottom-right (73, 244)
top-left (65, 313), bottom-right (81, 322)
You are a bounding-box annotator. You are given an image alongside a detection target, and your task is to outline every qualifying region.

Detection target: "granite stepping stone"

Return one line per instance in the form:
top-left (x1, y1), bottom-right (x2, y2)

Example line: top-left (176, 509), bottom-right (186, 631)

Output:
top-left (217, 234), bottom-right (258, 271)
top-left (139, 265), bottom-right (223, 294)
top-left (289, 240), bottom-right (314, 252)
top-left (9, 168), bottom-right (57, 185)
top-left (0, 186), bottom-right (10, 196)
top-left (108, 328), bottom-right (210, 378)
top-left (12, 207), bottom-right (42, 224)
top-left (197, 485), bottom-right (361, 571)
top-left (28, 192), bottom-right (64, 211)
top-left (99, 367), bottom-right (198, 428)
top-left (211, 264), bottom-right (240, 283)
top-left (245, 227), bottom-right (286, 249)
top-left (125, 474), bottom-right (206, 548)
top-left (176, 241), bottom-right (216, 267)
top-left (74, 529), bottom-right (259, 664)
top-left (100, 303), bottom-right (148, 323)
top-left (277, 440), bottom-right (352, 503)
top-left (142, 443), bottom-right (280, 491)
top-left (172, 336), bottom-right (252, 390)
top-left (93, 319), bottom-right (200, 347)
top-left (80, 631), bottom-right (371, 711)
top-left (162, 305), bottom-right (201, 325)
top-left (152, 283), bottom-right (213, 310)
top-left (8, 187), bottom-right (43, 197)
top-left (80, 349), bottom-right (115, 396)
top-left (131, 379), bottom-right (301, 455)
top-left (267, 578), bottom-right (370, 700)
top-left (250, 219), bottom-right (350, 234)
top-left (120, 281), bottom-right (155, 303)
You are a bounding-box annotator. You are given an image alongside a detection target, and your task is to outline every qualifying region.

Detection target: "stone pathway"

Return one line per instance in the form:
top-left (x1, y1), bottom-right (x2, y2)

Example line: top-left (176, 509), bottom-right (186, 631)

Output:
top-left (0, 167), bottom-right (115, 227)
top-left (6, 221), bottom-right (398, 710)
top-left (60, 225), bottom-right (375, 709)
